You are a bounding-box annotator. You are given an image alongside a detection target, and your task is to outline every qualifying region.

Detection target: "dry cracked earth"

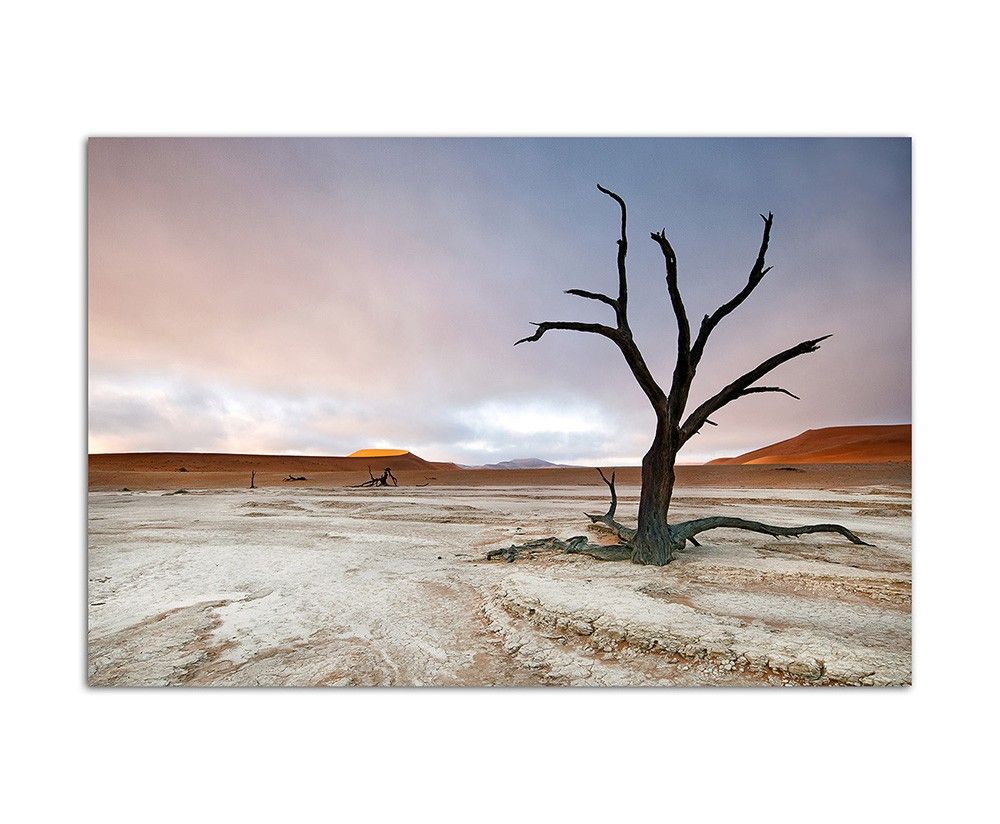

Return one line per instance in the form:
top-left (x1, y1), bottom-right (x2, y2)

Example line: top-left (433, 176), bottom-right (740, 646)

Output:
top-left (87, 483), bottom-right (911, 687)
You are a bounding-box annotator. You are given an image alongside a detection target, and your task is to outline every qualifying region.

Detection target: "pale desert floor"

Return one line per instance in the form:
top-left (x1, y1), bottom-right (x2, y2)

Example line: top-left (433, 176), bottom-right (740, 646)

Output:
top-left (88, 481), bottom-right (911, 686)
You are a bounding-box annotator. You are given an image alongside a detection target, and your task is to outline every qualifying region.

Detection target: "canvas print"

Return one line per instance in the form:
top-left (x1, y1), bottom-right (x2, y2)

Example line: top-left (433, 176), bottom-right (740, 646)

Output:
top-left (87, 137), bottom-right (911, 686)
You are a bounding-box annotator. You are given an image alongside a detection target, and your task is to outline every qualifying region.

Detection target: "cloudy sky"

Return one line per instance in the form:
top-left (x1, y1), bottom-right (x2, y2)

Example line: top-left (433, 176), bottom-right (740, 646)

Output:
top-left (88, 138), bottom-right (910, 464)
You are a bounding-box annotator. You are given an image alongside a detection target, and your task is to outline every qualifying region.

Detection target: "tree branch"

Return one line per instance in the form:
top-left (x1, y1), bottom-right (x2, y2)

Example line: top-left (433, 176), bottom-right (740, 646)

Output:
top-left (650, 229), bottom-right (691, 352)
top-left (680, 334), bottom-right (830, 443)
top-left (514, 321), bottom-right (621, 346)
top-left (689, 418), bottom-right (719, 436)
top-left (690, 212), bottom-right (774, 366)
top-left (651, 228), bottom-right (692, 418)
top-left (585, 468), bottom-right (637, 544)
top-left (595, 467), bottom-right (617, 518)
top-left (597, 184), bottom-right (629, 326)
top-left (739, 386), bottom-right (801, 401)
top-left (515, 186), bottom-right (669, 415)
top-left (565, 288), bottom-right (618, 309)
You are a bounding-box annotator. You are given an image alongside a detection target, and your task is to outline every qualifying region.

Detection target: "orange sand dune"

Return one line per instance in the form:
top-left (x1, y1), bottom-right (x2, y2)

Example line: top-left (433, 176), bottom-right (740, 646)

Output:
top-left (707, 424), bottom-right (911, 465)
top-left (348, 448), bottom-right (409, 458)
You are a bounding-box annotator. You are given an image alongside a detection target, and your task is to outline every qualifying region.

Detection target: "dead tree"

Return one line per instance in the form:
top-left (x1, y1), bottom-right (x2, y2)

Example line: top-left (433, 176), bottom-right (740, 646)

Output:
top-left (351, 466), bottom-right (398, 488)
top-left (250, 470), bottom-right (256, 489)
top-left (503, 185), bottom-right (870, 566)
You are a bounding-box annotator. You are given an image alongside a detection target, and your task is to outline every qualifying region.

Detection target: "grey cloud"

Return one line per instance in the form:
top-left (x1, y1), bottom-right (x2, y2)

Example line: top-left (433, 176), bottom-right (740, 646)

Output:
top-left (88, 138), bottom-right (910, 462)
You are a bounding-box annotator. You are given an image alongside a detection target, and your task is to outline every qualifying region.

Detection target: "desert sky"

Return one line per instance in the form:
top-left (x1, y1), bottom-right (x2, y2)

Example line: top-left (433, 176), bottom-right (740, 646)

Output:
top-left (88, 138), bottom-right (910, 464)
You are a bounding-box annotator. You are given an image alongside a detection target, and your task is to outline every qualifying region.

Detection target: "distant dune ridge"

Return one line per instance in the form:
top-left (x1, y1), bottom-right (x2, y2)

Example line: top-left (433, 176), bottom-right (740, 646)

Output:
top-left (706, 424), bottom-right (911, 465)
top-left (89, 450), bottom-right (459, 473)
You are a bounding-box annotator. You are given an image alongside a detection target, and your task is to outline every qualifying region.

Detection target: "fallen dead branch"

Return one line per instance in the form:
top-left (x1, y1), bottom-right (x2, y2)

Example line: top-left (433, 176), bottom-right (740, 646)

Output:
top-left (351, 466), bottom-right (398, 488)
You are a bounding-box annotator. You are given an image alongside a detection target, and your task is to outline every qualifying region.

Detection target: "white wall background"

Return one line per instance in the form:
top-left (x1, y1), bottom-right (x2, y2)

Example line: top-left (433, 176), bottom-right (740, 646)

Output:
top-left (1, 2), bottom-right (994, 822)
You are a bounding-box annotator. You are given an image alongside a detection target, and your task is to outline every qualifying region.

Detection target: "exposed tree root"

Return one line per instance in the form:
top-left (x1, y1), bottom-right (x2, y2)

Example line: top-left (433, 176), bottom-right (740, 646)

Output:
top-left (485, 469), bottom-right (872, 564)
top-left (486, 536), bottom-right (631, 563)
top-left (669, 516), bottom-right (873, 547)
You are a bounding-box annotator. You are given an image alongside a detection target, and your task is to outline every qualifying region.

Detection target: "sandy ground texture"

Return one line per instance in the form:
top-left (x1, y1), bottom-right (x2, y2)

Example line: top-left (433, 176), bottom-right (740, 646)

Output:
top-left (89, 461), bottom-right (910, 492)
top-left (87, 473), bottom-right (911, 687)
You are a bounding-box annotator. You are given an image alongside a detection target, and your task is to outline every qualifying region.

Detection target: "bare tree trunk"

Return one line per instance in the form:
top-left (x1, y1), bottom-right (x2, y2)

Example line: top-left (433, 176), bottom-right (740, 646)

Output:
top-left (633, 425), bottom-right (680, 565)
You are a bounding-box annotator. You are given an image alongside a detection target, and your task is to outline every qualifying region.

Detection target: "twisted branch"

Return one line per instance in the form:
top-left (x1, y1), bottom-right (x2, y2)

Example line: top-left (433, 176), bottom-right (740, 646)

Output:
top-left (486, 535), bottom-right (631, 563)
top-left (650, 228), bottom-right (692, 418)
top-left (690, 212), bottom-right (774, 366)
top-left (596, 183), bottom-right (629, 327)
top-left (739, 386), bottom-right (801, 401)
top-left (515, 185), bottom-right (668, 415)
top-left (514, 321), bottom-right (620, 347)
top-left (671, 516), bottom-right (873, 547)
top-left (584, 468), bottom-right (636, 543)
top-left (351, 466), bottom-right (398, 488)
top-left (680, 335), bottom-right (830, 443)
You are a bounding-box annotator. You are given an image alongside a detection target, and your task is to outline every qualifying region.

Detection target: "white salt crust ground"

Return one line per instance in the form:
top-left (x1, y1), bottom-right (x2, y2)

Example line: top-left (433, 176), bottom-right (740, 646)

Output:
top-left (87, 483), bottom-right (910, 686)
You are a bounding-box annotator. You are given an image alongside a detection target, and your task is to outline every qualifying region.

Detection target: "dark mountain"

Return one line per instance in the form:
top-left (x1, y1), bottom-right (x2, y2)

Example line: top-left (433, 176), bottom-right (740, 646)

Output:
top-left (473, 458), bottom-right (576, 470)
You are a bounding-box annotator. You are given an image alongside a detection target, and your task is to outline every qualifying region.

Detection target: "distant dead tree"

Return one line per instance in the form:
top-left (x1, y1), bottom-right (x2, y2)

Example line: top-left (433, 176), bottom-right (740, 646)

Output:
top-left (352, 466), bottom-right (398, 488)
top-left (250, 470), bottom-right (256, 489)
top-left (501, 185), bottom-right (870, 566)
